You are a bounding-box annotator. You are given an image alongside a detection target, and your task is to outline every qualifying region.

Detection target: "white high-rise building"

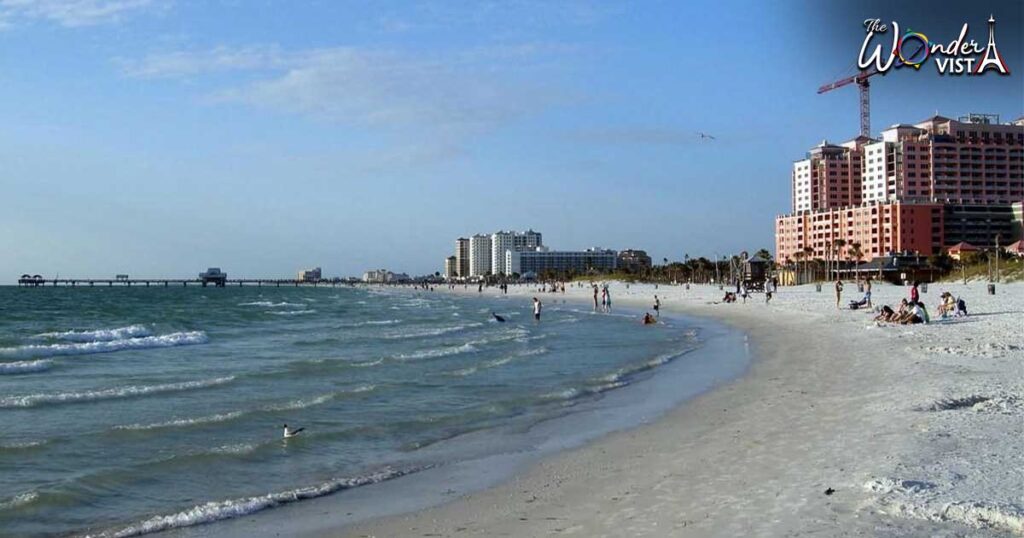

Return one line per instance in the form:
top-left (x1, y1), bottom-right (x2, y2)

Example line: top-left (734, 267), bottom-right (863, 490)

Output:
top-left (490, 230), bottom-right (543, 275)
top-left (468, 234), bottom-right (492, 277)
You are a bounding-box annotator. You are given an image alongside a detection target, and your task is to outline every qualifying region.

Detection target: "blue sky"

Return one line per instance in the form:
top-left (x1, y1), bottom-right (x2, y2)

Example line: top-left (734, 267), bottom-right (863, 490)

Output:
top-left (1, 0), bottom-right (1021, 280)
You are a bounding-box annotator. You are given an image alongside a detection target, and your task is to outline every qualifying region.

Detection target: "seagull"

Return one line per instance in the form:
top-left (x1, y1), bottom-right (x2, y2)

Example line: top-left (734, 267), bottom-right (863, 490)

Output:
top-left (282, 424), bottom-right (305, 439)
top-left (492, 312), bottom-right (506, 323)
top-left (697, 131), bottom-right (716, 141)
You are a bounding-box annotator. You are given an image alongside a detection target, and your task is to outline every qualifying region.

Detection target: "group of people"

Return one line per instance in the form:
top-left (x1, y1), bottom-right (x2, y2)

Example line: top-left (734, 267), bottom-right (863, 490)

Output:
top-left (873, 282), bottom-right (967, 325)
top-left (874, 298), bottom-right (930, 324)
top-left (592, 283), bottom-right (613, 313)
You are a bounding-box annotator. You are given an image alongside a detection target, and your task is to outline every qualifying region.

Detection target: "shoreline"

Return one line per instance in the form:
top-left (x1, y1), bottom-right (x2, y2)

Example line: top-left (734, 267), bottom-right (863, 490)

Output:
top-left (167, 294), bottom-right (752, 538)
top-left (161, 281), bottom-right (1022, 537)
top-left (334, 281), bottom-right (1022, 537)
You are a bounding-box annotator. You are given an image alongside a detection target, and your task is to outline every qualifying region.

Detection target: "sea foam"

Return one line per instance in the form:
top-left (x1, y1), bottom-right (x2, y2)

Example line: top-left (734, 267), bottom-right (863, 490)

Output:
top-left (0, 331), bottom-right (208, 359)
top-left (89, 468), bottom-right (415, 537)
top-left (114, 411), bottom-right (246, 432)
top-left (0, 376), bottom-right (235, 408)
top-left (34, 325), bottom-right (152, 342)
top-left (0, 359), bottom-right (53, 375)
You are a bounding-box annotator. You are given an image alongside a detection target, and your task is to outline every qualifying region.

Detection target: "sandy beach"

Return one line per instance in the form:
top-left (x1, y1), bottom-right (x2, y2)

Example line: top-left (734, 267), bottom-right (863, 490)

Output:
top-left (329, 280), bottom-right (1023, 537)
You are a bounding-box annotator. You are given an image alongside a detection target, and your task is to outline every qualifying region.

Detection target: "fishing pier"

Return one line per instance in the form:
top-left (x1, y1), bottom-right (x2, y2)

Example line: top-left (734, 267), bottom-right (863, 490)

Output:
top-left (17, 268), bottom-right (344, 288)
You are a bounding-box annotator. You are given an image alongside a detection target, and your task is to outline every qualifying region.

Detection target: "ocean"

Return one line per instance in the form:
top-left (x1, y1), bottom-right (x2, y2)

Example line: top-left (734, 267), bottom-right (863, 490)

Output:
top-left (0, 285), bottom-right (744, 537)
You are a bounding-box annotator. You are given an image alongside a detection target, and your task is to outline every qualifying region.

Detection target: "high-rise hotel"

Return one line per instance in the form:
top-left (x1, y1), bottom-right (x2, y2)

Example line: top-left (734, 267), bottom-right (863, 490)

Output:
top-left (776, 114), bottom-right (1024, 263)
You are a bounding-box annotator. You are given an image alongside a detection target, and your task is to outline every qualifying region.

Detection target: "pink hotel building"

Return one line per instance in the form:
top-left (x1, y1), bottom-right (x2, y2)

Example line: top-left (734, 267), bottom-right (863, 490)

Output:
top-left (776, 114), bottom-right (1024, 264)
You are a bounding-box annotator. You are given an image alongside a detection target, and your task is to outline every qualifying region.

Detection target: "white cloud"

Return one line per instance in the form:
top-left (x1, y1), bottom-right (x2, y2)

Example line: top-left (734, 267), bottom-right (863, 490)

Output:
top-left (123, 44), bottom-right (566, 135)
top-left (0, 0), bottom-right (159, 28)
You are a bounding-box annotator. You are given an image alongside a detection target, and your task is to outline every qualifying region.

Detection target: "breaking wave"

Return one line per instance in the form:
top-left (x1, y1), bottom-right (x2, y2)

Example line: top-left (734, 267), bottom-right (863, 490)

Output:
top-left (0, 331), bottom-right (208, 360)
top-left (0, 376), bottom-right (235, 409)
top-left (34, 325), bottom-right (151, 342)
top-left (384, 323), bottom-right (482, 340)
top-left (0, 491), bottom-right (39, 511)
top-left (0, 359), bottom-right (53, 374)
top-left (263, 385), bottom-right (375, 412)
top-left (87, 467), bottom-right (417, 537)
top-left (114, 411), bottom-right (246, 432)
top-left (238, 301), bottom-right (305, 308)
top-left (397, 343), bottom-right (477, 360)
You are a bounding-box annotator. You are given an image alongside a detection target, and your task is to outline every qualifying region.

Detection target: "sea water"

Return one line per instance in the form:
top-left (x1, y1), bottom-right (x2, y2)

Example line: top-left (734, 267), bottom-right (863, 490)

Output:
top-left (0, 286), bottom-right (739, 537)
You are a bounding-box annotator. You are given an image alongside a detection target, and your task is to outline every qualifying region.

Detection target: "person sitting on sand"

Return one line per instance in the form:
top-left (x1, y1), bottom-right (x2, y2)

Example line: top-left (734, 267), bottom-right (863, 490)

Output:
top-left (874, 305), bottom-right (895, 322)
top-left (896, 298), bottom-right (910, 316)
top-left (642, 312), bottom-right (656, 325)
top-left (937, 292), bottom-right (956, 318)
top-left (898, 301), bottom-right (927, 325)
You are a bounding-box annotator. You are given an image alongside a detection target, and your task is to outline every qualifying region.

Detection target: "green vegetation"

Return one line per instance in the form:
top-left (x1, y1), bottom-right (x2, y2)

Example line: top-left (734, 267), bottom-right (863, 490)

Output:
top-left (937, 254), bottom-right (1024, 283)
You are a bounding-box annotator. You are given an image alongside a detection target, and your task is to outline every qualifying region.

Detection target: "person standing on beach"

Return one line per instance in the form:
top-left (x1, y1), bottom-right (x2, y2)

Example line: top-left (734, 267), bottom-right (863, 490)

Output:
top-left (533, 297), bottom-right (542, 322)
top-left (592, 285), bottom-right (599, 311)
top-left (910, 281), bottom-right (919, 304)
top-left (605, 287), bottom-right (612, 312)
top-left (834, 279), bottom-right (843, 309)
top-left (653, 295), bottom-right (661, 318)
top-left (864, 277), bottom-right (872, 308)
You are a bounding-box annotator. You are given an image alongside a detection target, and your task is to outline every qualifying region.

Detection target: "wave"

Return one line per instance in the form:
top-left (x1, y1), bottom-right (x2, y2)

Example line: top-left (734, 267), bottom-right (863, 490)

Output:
top-left (0, 376), bottom-right (235, 409)
top-left (263, 393), bottom-right (336, 412)
top-left (0, 439), bottom-right (48, 451)
top-left (114, 411), bottom-right (246, 432)
top-left (448, 347), bottom-right (548, 376)
top-left (263, 385), bottom-right (374, 412)
top-left (542, 380), bottom-right (629, 402)
top-left (0, 491), bottom-right (39, 511)
top-left (34, 325), bottom-right (151, 342)
top-left (208, 443), bottom-right (258, 455)
top-left (89, 467), bottom-right (416, 538)
top-left (593, 347), bottom-right (697, 386)
top-left (338, 319), bottom-right (401, 328)
top-left (383, 323), bottom-right (482, 340)
top-left (351, 358), bottom-right (383, 368)
top-left (0, 359), bottom-right (53, 374)
top-left (268, 310), bottom-right (316, 316)
top-left (398, 343), bottom-right (476, 360)
top-left (238, 301), bottom-right (304, 308)
top-left (0, 331), bottom-right (208, 360)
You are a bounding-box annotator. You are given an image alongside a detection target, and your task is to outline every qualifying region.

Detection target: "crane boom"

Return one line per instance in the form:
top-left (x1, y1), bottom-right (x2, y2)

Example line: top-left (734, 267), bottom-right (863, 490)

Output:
top-left (817, 67), bottom-right (881, 138)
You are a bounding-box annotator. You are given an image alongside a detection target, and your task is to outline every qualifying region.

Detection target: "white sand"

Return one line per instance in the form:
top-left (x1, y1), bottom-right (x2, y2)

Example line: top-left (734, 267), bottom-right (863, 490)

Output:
top-left (320, 280), bottom-right (1024, 537)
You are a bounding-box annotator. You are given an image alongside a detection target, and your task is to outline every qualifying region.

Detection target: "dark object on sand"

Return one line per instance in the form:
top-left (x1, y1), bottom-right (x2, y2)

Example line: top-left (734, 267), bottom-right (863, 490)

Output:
top-left (824, 487), bottom-right (835, 496)
top-left (492, 312), bottom-right (506, 323)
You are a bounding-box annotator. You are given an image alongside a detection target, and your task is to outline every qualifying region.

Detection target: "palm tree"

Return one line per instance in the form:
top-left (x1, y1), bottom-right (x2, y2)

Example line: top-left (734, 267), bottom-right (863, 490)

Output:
top-left (802, 246), bottom-right (814, 282)
top-left (849, 242), bottom-right (863, 283)
top-left (832, 239), bottom-right (846, 280)
top-left (793, 251), bottom-right (804, 284)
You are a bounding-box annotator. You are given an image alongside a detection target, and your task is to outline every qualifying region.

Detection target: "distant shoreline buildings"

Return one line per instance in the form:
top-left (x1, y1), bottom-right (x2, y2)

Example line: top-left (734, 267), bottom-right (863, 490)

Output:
top-left (775, 113), bottom-right (1024, 264)
top-left (444, 229), bottom-right (644, 280)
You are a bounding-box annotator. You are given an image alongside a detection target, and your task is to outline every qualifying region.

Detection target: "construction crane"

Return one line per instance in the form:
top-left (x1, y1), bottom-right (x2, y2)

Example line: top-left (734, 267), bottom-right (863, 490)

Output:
top-left (817, 67), bottom-right (881, 138)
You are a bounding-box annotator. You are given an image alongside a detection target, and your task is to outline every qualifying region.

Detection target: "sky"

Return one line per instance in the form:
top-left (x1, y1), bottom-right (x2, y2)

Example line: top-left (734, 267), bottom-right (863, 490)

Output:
top-left (0, 0), bottom-right (1021, 281)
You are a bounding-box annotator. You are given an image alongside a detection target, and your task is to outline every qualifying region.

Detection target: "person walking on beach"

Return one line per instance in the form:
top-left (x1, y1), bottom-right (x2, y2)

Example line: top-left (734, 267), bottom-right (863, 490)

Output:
top-left (604, 286), bottom-right (612, 313)
top-left (834, 279), bottom-right (844, 309)
top-left (864, 277), bottom-right (872, 308)
top-left (653, 295), bottom-right (661, 318)
top-left (533, 297), bottom-right (542, 322)
top-left (910, 281), bottom-right (919, 304)
top-left (592, 285), bottom-right (599, 311)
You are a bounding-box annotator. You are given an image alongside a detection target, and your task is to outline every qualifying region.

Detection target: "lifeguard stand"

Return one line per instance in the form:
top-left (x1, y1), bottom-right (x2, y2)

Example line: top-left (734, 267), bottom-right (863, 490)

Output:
top-left (743, 255), bottom-right (769, 292)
